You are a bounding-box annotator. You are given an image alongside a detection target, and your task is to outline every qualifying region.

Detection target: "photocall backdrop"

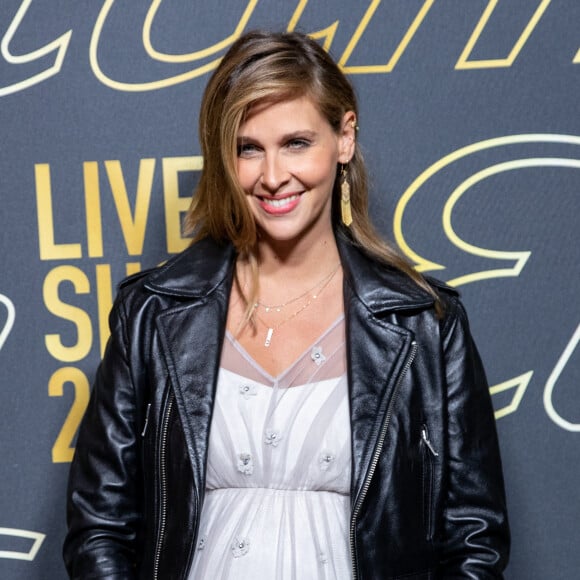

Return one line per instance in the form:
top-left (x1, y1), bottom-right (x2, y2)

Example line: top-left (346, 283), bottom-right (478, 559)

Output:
top-left (1, 1), bottom-right (578, 578)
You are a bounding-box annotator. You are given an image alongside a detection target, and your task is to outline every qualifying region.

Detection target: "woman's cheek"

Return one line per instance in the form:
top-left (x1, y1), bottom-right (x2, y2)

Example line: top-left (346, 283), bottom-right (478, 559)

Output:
top-left (236, 161), bottom-right (256, 191)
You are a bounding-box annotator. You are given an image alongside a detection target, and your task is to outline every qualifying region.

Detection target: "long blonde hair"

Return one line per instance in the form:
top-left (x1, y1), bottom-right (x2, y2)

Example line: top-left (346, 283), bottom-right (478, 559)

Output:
top-left (185, 30), bottom-right (439, 317)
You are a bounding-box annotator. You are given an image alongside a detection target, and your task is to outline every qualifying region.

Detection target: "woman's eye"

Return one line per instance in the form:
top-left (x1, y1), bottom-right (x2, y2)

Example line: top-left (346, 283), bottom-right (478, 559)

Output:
top-left (287, 138), bottom-right (310, 149)
top-left (237, 143), bottom-right (259, 157)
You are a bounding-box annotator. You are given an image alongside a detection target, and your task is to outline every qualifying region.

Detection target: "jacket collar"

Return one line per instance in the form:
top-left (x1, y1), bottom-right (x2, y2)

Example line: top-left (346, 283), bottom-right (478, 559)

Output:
top-left (144, 237), bottom-right (236, 298)
top-left (335, 231), bottom-right (441, 314)
top-left (143, 233), bottom-right (448, 311)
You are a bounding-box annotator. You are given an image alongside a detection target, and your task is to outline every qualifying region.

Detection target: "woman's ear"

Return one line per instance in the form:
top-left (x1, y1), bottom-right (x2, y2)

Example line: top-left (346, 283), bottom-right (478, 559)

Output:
top-left (338, 110), bottom-right (357, 164)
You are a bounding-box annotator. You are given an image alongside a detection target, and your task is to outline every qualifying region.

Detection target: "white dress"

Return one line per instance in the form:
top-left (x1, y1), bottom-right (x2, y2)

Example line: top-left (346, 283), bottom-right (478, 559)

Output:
top-left (188, 316), bottom-right (353, 580)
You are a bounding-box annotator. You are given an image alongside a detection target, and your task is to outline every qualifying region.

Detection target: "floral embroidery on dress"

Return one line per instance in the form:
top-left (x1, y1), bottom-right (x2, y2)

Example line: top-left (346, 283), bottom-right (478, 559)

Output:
top-left (310, 346), bottom-right (326, 366)
top-left (237, 452), bottom-right (254, 475)
top-left (197, 535), bottom-right (207, 550)
top-left (264, 428), bottom-right (282, 447)
top-left (239, 383), bottom-right (257, 399)
top-left (231, 536), bottom-right (250, 557)
top-left (319, 450), bottom-right (335, 471)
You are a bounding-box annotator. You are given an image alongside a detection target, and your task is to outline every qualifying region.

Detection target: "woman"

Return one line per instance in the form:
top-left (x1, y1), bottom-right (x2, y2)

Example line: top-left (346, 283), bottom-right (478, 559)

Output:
top-left (64, 30), bottom-right (509, 579)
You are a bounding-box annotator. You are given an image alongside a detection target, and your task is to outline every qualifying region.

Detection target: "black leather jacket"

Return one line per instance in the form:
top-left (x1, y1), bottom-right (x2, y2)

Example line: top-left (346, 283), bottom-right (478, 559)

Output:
top-left (64, 234), bottom-right (509, 579)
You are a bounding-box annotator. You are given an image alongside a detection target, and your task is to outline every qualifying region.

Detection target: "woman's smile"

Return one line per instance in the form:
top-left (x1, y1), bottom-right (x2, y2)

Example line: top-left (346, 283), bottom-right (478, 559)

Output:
top-left (257, 192), bottom-right (302, 214)
top-left (236, 96), bottom-right (354, 245)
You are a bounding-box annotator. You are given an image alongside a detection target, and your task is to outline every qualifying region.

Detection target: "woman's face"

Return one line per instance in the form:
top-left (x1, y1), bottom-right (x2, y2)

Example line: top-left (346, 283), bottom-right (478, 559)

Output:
top-left (236, 95), bottom-right (355, 246)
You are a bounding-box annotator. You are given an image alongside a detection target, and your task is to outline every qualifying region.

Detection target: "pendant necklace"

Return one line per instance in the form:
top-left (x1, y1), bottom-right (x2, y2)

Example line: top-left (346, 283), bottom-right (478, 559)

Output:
top-left (254, 263), bottom-right (340, 347)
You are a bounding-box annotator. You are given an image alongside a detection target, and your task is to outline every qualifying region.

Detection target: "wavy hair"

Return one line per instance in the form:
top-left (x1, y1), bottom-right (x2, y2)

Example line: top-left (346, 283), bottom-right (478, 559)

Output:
top-left (185, 30), bottom-right (439, 316)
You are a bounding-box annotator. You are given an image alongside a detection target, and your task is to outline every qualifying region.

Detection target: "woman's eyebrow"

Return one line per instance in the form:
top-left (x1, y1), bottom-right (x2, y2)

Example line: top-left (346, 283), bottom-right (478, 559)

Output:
top-left (236, 130), bottom-right (318, 143)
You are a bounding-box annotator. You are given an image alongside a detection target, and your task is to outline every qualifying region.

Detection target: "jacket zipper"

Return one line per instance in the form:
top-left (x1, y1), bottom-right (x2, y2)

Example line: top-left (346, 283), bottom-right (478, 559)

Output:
top-left (421, 424), bottom-right (438, 541)
top-left (141, 403), bottom-right (152, 438)
top-left (153, 393), bottom-right (174, 580)
top-left (349, 341), bottom-right (417, 580)
top-left (421, 425), bottom-right (438, 457)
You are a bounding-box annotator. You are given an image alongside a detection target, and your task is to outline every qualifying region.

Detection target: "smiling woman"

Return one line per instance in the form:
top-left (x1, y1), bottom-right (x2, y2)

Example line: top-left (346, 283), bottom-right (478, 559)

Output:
top-left (64, 30), bottom-right (510, 580)
top-left (236, 96), bottom-right (354, 246)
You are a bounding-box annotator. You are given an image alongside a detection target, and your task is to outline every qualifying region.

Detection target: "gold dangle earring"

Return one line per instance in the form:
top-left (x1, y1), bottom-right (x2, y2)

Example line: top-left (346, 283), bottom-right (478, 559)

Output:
top-left (340, 164), bottom-right (353, 227)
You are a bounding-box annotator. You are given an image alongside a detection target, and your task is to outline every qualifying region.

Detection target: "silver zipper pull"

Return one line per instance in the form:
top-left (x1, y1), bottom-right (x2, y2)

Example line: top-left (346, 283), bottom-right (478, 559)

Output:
top-left (141, 403), bottom-right (152, 437)
top-left (421, 426), bottom-right (439, 457)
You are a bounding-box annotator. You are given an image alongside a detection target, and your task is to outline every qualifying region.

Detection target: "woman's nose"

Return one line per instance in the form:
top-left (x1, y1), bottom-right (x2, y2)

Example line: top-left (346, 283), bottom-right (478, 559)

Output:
top-left (261, 153), bottom-right (289, 192)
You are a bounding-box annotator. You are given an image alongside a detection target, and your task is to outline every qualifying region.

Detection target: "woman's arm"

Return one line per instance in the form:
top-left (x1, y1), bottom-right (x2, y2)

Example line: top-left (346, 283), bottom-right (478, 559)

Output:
top-left (63, 296), bottom-right (142, 580)
top-left (438, 297), bottom-right (510, 578)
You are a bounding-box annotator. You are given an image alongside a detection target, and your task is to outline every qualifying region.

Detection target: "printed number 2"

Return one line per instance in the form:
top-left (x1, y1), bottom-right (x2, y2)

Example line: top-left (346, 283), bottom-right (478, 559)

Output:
top-left (49, 367), bottom-right (90, 463)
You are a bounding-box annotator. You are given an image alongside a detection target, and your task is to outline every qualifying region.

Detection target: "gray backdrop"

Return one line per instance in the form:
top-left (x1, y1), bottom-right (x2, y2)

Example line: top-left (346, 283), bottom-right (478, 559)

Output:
top-left (1, 1), bottom-right (578, 578)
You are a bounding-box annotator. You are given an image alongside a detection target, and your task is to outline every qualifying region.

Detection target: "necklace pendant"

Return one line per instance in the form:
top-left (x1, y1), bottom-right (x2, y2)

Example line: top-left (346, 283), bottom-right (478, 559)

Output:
top-left (264, 327), bottom-right (274, 347)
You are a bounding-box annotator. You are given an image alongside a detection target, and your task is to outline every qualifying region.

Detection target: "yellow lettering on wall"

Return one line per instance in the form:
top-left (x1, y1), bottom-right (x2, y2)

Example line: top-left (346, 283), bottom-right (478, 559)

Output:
top-left (162, 156), bottom-right (202, 253)
top-left (49, 367), bottom-right (90, 463)
top-left (125, 262), bottom-right (141, 276)
top-left (105, 159), bottom-right (155, 255)
top-left (339, 0), bottom-right (435, 74)
top-left (0, 0), bottom-right (72, 97)
top-left (143, 0), bottom-right (258, 63)
top-left (287, 0), bottom-right (310, 31)
top-left (84, 161), bottom-right (103, 258)
top-left (491, 371), bottom-right (533, 420)
top-left (456, 0), bottom-right (552, 69)
top-left (287, 0), bottom-right (338, 51)
top-left (44, 266), bottom-right (92, 362)
top-left (35, 164), bottom-right (82, 260)
top-left (90, 0), bottom-right (259, 92)
top-left (393, 134), bottom-right (580, 279)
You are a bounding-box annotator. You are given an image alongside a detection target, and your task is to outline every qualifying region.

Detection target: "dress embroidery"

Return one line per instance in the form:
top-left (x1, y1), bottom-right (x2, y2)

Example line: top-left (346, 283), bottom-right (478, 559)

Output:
top-left (264, 429), bottom-right (282, 447)
top-left (311, 346), bottom-right (326, 365)
top-left (239, 383), bottom-right (257, 399)
top-left (319, 451), bottom-right (336, 471)
top-left (231, 537), bottom-right (250, 558)
top-left (197, 536), bottom-right (207, 550)
top-left (237, 453), bottom-right (254, 475)
top-left (189, 316), bottom-right (352, 579)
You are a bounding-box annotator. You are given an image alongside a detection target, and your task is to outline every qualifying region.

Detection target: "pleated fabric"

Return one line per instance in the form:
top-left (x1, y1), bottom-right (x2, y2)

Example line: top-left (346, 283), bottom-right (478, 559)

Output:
top-left (189, 316), bottom-right (353, 579)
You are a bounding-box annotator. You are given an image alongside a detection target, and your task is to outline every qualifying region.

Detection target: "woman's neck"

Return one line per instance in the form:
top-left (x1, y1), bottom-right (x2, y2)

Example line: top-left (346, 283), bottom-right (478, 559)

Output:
top-left (255, 232), bottom-right (340, 280)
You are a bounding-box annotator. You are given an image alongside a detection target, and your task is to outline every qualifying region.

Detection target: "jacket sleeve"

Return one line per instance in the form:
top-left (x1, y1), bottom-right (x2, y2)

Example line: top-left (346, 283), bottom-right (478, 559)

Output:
top-left (438, 296), bottom-right (510, 578)
top-left (63, 294), bottom-right (142, 579)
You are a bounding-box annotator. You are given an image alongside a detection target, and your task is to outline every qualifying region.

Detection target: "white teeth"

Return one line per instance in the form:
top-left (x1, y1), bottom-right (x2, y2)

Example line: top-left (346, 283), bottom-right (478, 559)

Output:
top-left (261, 194), bottom-right (299, 208)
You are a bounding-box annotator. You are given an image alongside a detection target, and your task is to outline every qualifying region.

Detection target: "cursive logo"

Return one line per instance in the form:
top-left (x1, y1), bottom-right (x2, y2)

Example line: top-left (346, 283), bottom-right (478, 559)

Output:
top-left (0, 0), bottom-right (72, 97)
top-left (394, 134), bottom-right (580, 428)
top-left (2, 0), bottom-right (578, 96)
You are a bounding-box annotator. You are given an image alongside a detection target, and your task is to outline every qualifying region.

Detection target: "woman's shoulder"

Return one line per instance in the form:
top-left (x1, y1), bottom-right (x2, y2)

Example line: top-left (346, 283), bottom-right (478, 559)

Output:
top-left (351, 246), bottom-right (468, 334)
top-left (340, 237), bottom-right (458, 315)
top-left (119, 237), bottom-right (235, 296)
top-left (111, 238), bottom-right (235, 323)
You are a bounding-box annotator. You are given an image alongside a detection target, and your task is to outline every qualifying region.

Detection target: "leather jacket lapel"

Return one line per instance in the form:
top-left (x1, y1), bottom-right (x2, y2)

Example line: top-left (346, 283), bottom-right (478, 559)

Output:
top-left (155, 297), bottom-right (229, 484)
top-left (345, 284), bottom-right (416, 505)
top-left (336, 235), bottom-right (433, 504)
top-left (148, 240), bottom-right (236, 486)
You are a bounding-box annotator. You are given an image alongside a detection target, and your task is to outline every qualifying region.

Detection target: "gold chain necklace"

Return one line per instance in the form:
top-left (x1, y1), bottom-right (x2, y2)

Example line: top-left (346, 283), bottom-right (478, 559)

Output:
top-left (254, 263), bottom-right (341, 313)
top-left (253, 263), bottom-right (340, 347)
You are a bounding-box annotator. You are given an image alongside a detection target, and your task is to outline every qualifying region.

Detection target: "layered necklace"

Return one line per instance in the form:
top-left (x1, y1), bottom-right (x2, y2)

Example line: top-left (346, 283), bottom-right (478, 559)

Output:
top-left (253, 263), bottom-right (341, 347)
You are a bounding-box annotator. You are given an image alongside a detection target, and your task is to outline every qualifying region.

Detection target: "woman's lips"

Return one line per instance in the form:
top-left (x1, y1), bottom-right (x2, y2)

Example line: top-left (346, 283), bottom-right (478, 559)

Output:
top-left (258, 193), bottom-right (302, 215)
